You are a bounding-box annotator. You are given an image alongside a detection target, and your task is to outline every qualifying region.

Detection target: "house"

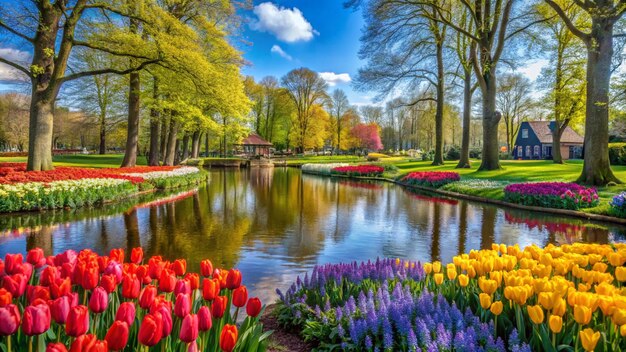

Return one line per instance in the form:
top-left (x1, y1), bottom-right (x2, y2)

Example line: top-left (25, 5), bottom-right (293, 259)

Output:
top-left (236, 133), bottom-right (273, 157)
top-left (513, 121), bottom-right (584, 160)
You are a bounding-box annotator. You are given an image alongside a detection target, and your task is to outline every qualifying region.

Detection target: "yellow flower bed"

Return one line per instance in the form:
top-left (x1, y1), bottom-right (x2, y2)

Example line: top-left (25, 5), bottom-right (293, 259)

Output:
top-left (423, 243), bottom-right (626, 352)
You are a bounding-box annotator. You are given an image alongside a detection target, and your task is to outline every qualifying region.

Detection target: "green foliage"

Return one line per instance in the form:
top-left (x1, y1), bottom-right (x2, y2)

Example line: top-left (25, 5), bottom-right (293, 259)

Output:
top-left (445, 146), bottom-right (461, 161)
top-left (608, 143), bottom-right (626, 165)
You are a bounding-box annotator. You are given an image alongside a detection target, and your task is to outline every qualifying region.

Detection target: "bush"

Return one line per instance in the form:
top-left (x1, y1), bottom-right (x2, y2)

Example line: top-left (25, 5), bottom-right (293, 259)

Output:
top-left (469, 148), bottom-right (482, 159)
top-left (421, 150), bottom-right (434, 161)
top-left (445, 146), bottom-right (460, 161)
top-left (401, 171), bottom-right (460, 188)
top-left (609, 143), bottom-right (626, 165)
top-left (330, 165), bottom-right (384, 177)
top-left (503, 182), bottom-right (599, 210)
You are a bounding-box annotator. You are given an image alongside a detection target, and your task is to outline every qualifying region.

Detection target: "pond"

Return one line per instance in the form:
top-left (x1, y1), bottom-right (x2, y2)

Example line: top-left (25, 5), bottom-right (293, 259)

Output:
top-left (1, 167), bottom-right (625, 304)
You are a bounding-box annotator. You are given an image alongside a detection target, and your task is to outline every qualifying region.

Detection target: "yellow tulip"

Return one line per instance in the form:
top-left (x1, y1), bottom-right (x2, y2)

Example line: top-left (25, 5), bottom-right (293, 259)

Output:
top-left (447, 268), bottom-right (457, 281)
top-left (592, 262), bottom-right (608, 273)
top-left (613, 308), bottom-right (626, 326)
top-left (579, 328), bottom-right (600, 352)
top-left (527, 305), bottom-right (544, 325)
top-left (490, 301), bottom-right (503, 316)
top-left (467, 266), bottom-right (477, 278)
top-left (548, 315), bottom-right (562, 334)
top-left (574, 305), bottom-right (592, 325)
top-left (621, 324), bottom-right (626, 338)
top-left (458, 274), bottom-right (469, 287)
top-left (608, 252), bottom-right (625, 267)
top-left (433, 261), bottom-right (441, 273)
top-left (478, 278), bottom-right (498, 295)
top-left (552, 298), bottom-right (567, 317)
top-left (479, 293), bottom-right (492, 310)
top-left (423, 263), bottom-right (432, 275)
top-left (616, 267), bottom-right (626, 282)
top-left (434, 273), bottom-right (444, 285)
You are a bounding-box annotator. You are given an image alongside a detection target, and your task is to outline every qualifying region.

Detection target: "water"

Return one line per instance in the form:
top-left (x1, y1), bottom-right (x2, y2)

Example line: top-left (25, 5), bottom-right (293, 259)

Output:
top-left (1, 167), bottom-right (625, 304)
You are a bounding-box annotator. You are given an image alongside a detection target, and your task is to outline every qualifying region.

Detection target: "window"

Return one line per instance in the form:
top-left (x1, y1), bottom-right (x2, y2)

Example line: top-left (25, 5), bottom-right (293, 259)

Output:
top-left (534, 145), bottom-right (540, 156)
top-left (517, 146), bottom-right (522, 157)
top-left (526, 146), bottom-right (531, 157)
top-left (522, 129), bottom-right (529, 138)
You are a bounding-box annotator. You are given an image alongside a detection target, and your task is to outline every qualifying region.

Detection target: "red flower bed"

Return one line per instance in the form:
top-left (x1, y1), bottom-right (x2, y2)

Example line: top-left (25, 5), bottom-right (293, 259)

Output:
top-left (401, 171), bottom-right (460, 188)
top-left (0, 163), bottom-right (179, 185)
top-left (330, 165), bottom-right (384, 177)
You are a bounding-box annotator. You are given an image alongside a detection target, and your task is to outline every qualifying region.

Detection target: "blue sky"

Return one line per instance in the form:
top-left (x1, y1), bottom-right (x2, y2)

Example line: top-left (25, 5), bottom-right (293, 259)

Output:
top-left (240, 1), bottom-right (372, 105)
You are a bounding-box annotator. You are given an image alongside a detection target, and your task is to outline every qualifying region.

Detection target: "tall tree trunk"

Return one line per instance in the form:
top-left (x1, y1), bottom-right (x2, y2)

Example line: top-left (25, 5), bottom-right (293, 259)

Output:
top-left (432, 41), bottom-right (445, 166)
top-left (478, 75), bottom-right (502, 171)
top-left (552, 124), bottom-right (566, 164)
top-left (191, 131), bottom-right (201, 159)
top-left (159, 115), bottom-right (169, 162)
top-left (164, 119), bottom-right (179, 166)
top-left (148, 77), bottom-right (160, 166)
top-left (174, 139), bottom-right (181, 165)
top-left (457, 69), bottom-right (472, 168)
top-left (578, 19), bottom-right (619, 184)
top-left (121, 70), bottom-right (140, 167)
top-left (204, 131), bottom-right (210, 157)
top-left (99, 111), bottom-right (106, 155)
top-left (181, 133), bottom-right (190, 161)
top-left (27, 98), bottom-right (55, 171)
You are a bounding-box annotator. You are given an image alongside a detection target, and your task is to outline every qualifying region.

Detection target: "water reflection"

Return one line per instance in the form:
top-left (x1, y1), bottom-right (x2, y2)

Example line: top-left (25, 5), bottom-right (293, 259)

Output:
top-left (1, 168), bottom-right (625, 304)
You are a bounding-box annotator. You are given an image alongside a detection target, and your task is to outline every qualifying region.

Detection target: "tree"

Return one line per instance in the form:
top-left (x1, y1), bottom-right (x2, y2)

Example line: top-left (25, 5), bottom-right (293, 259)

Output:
top-left (351, 123), bottom-right (383, 152)
top-left (537, 1), bottom-right (586, 164)
top-left (497, 73), bottom-right (534, 156)
top-left (0, 1), bottom-right (161, 170)
top-left (544, 0), bottom-right (625, 184)
top-left (281, 68), bottom-right (328, 153)
top-left (328, 89), bottom-right (350, 153)
top-left (360, 105), bottom-right (384, 125)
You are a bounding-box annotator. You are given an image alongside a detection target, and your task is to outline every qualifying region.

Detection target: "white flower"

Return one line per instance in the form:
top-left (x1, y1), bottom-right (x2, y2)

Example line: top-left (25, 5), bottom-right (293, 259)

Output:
top-left (302, 163), bottom-right (350, 175)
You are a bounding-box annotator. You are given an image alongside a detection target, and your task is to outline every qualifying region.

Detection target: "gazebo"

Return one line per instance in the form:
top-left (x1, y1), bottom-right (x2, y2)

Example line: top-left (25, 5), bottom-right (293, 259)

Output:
top-left (237, 133), bottom-right (273, 157)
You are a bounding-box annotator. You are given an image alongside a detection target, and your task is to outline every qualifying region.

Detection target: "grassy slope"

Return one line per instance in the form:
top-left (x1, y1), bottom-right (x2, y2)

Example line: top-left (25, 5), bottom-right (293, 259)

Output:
top-left (0, 154), bottom-right (147, 168)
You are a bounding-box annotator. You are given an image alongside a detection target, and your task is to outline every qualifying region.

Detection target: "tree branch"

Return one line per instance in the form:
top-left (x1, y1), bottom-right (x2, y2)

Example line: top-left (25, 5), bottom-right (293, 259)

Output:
top-left (543, 0), bottom-right (590, 42)
top-left (0, 56), bottom-right (31, 78)
top-left (61, 59), bottom-right (159, 83)
top-left (0, 21), bottom-right (34, 43)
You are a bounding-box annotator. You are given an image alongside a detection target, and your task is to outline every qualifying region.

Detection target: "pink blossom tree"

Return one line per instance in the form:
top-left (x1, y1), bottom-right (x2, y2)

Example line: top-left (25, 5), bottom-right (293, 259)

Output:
top-left (350, 123), bottom-right (383, 152)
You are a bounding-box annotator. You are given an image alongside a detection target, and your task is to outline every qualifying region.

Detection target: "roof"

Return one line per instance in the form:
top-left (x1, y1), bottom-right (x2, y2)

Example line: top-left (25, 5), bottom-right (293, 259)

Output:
top-left (241, 133), bottom-right (272, 146)
top-left (526, 121), bottom-right (584, 144)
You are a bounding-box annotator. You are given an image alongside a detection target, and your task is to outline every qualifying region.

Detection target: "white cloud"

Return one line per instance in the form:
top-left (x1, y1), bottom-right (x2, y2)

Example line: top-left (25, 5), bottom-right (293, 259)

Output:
top-left (517, 59), bottom-right (549, 81)
top-left (0, 48), bottom-right (31, 82)
top-left (270, 45), bottom-right (292, 61)
top-left (250, 2), bottom-right (317, 43)
top-left (318, 72), bottom-right (351, 86)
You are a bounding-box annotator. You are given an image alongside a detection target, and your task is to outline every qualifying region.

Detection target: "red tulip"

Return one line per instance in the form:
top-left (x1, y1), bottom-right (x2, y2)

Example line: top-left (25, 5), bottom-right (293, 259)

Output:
top-left (4, 253), bottom-right (23, 275)
top-left (97, 256), bottom-right (110, 274)
top-left (198, 306), bottom-right (212, 332)
top-left (136, 265), bottom-right (151, 285)
top-left (211, 296), bottom-right (228, 319)
top-left (105, 321), bottom-right (129, 351)
top-left (27, 248), bottom-right (46, 268)
top-left (27, 285), bottom-right (50, 304)
top-left (152, 303), bottom-right (173, 337)
top-left (60, 262), bottom-right (76, 281)
top-left (200, 259), bottom-right (213, 277)
top-left (81, 266), bottom-right (99, 291)
top-left (171, 259), bottom-right (187, 276)
top-left (103, 261), bottom-right (122, 283)
top-left (22, 303), bottom-right (51, 336)
top-left (139, 285), bottom-right (157, 309)
top-left (3, 273), bottom-right (27, 297)
top-left (202, 278), bottom-right (220, 301)
top-left (46, 342), bottom-right (69, 352)
top-left (39, 266), bottom-right (60, 286)
top-left (66, 305), bottom-right (89, 337)
top-left (100, 274), bottom-right (117, 294)
top-left (232, 286), bottom-right (248, 308)
top-left (219, 324), bottom-right (238, 352)
top-left (121, 274), bottom-right (140, 299)
top-left (148, 256), bottom-right (165, 280)
top-left (115, 302), bottom-right (136, 327)
top-left (185, 273), bottom-right (200, 290)
top-left (54, 250), bottom-right (77, 267)
top-left (187, 341), bottom-right (198, 352)
top-left (159, 269), bottom-right (176, 293)
top-left (131, 248), bottom-right (143, 264)
top-left (89, 286), bottom-right (108, 313)
top-left (138, 312), bottom-right (163, 347)
top-left (174, 293), bottom-right (191, 318)
top-left (50, 295), bottom-right (71, 324)
top-left (175, 279), bottom-right (191, 297)
top-left (109, 248), bottom-right (124, 264)
top-left (0, 288), bottom-right (12, 306)
top-left (51, 277), bottom-right (72, 298)
top-left (0, 304), bottom-right (20, 336)
top-left (180, 314), bottom-right (198, 343)
top-left (69, 334), bottom-right (107, 352)
top-left (225, 269), bottom-right (241, 290)
top-left (246, 297), bottom-right (262, 318)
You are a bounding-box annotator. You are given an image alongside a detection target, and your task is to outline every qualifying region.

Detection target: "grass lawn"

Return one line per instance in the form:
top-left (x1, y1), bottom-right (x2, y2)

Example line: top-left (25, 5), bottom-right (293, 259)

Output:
top-left (0, 154), bottom-right (147, 168)
top-left (283, 155), bottom-right (364, 165)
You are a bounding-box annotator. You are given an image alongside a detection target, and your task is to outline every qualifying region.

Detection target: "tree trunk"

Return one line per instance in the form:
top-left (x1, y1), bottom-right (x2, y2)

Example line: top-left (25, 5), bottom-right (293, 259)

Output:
top-left (164, 119), bottom-right (179, 166)
top-left (159, 115), bottom-right (169, 162)
top-left (191, 131), bottom-right (201, 159)
top-left (27, 98), bottom-right (55, 171)
top-left (181, 133), bottom-right (190, 161)
top-left (578, 19), bottom-right (619, 185)
top-left (432, 41), bottom-right (445, 166)
top-left (478, 75), bottom-right (501, 171)
top-left (204, 131), bottom-right (209, 157)
top-left (121, 70), bottom-right (140, 167)
top-left (457, 69), bottom-right (472, 168)
top-left (174, 139), bottom-right (181, 165)
top-left (552, 127), bottom-right (564, 164)
top-left (148, 77), bottom-right (160, 166)
top-left (99, 111), bottom-right (106, 155)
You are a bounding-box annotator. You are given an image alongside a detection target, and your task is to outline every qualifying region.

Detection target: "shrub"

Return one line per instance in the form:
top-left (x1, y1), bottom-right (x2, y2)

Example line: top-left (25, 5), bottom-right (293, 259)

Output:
top-left (401, 171), bottom-right (460, 188)
top-left (503, 182), bottom-right (599, 210)
top-left (469, 148), bottom-right (482, 159)
top-left (301, 163), bottom-right (349, 176)
top-left (331, 165), bottom-right (385, 177)
top-left (609, 143), bottom-right (626, 165)
top-left (445, 146), bottom-right (460, 161)
top-left (421, 150), bottom-right (434, 161)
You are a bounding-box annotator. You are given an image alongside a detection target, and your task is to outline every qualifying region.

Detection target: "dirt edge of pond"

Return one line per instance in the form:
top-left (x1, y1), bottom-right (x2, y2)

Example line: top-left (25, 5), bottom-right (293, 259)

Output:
top-left (260, 304), bottom-right (315, 352)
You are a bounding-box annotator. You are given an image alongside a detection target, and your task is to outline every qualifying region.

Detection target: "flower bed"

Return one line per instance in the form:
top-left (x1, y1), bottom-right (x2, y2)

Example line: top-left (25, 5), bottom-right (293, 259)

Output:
top-left (277, 243), bottom-right (626, 351)
top-left (610, 192), bottom-right (626, 217)
top-left (401, 171), bottom-right (460, 188)
top-left (0, 247), bottom-right (270, 352)
top-left (503, 182), bottom-right (599, 210)
top-left (0, 163), bottom-right (145, 185)
top-left (301, 163), bottom-right (349, 176)
top-left (330, 165), bottom-right (384, 177)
